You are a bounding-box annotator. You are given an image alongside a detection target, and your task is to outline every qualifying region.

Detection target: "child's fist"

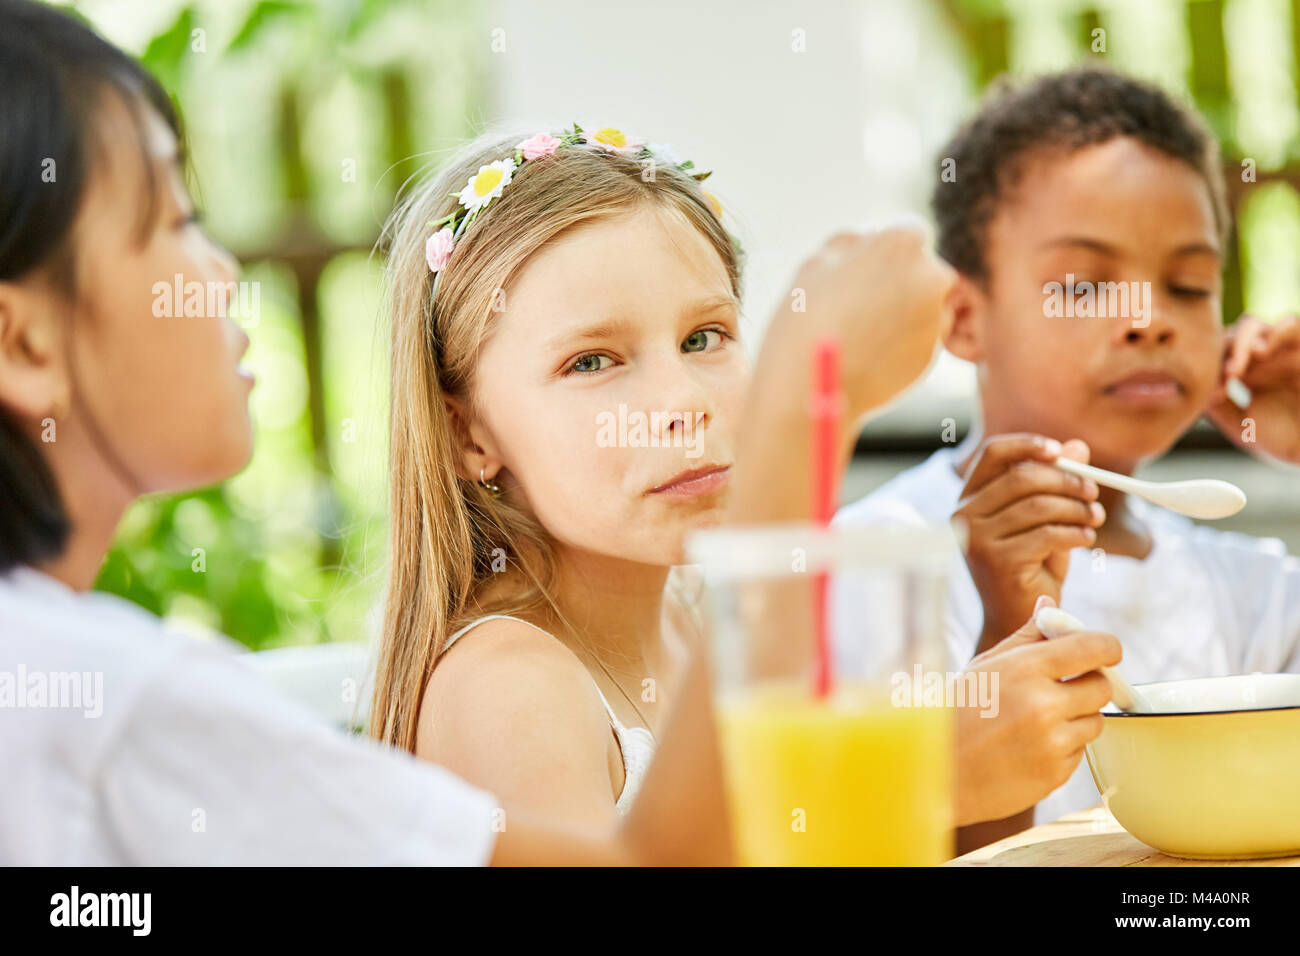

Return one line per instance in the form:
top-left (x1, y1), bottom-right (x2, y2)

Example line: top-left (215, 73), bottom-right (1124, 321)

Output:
top-left (780, 224), bottom-right (956, 418)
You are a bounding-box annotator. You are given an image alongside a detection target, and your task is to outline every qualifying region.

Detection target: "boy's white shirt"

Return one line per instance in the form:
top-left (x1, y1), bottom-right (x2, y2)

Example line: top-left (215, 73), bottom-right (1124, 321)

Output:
top-left (0, 566), bottom-right (499, 865)
top-left (833, 447), bottom-right (1300, 827)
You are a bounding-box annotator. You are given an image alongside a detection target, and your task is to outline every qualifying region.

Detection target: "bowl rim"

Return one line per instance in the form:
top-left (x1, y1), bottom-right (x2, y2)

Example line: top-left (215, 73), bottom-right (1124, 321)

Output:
top-left (1104, 703), bottom-right (1300, 717)
top-left (1103, 673), bottom-right (1300, 718)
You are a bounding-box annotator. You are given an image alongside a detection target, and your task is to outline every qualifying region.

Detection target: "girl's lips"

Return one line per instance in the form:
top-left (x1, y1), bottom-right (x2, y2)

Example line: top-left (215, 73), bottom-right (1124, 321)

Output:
top-left (237, 364), bottom-right (256, 387)
top-left (648, 465), bottom-right (731, 497)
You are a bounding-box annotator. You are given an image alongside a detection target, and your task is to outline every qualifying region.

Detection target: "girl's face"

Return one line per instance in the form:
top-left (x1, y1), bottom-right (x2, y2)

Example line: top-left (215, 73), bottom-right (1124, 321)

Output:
top-left (469, 206), bottom-right (748, 567)
top-left (64, 97), bottom-right (253, 492)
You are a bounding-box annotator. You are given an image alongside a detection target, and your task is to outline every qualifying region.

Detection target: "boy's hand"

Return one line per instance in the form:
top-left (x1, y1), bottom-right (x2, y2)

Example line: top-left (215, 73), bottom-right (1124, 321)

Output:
top-left (1207, 313), bottom-right (1300, 464)
top-left (954, 434), bottom-right (1104, 654)
top-left (954, 597), bottom-right (1121, 827)
top-left (781, 224), bottom-right (956, 419)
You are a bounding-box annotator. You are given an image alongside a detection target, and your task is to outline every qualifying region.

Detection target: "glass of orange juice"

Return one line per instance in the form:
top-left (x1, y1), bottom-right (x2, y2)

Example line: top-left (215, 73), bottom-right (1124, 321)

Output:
top-left (687, 521), bottom-right (955, 866)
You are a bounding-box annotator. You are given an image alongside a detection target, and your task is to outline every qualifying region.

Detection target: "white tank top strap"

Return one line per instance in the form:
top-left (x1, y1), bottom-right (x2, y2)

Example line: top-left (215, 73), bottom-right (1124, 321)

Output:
top-left (438, 613), bottom-right (655, 815)
top-left (441, 613), bottom-right (553, 655)
top-left (585, 683), bottom-right (655, 814)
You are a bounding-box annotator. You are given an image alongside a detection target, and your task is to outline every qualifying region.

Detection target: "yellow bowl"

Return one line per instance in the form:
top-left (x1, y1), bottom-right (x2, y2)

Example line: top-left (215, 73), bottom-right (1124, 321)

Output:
top-left (1085, 673), bottom-right (1300, 860)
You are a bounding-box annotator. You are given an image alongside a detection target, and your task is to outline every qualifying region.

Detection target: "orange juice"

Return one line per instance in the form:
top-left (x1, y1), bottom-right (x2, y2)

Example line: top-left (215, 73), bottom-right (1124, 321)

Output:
top-left (718, 681), bottom-right (953, 866)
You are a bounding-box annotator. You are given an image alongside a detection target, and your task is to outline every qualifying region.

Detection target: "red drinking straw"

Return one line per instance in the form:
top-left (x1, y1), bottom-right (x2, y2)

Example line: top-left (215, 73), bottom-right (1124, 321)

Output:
top-left (811, 337), bottom-right (843, 698)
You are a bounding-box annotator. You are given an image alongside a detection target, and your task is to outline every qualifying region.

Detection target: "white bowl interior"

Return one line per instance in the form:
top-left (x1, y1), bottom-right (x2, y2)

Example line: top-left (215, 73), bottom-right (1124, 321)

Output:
top-left (1105, 673), bottom-right (1300, 715)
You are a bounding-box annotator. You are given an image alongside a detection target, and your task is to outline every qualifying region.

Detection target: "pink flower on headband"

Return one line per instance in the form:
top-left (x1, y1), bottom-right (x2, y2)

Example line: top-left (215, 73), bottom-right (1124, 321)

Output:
top-left (517, 132), bottom-right (561, 161)
top-left (426, 227), bottom-right (455, 273)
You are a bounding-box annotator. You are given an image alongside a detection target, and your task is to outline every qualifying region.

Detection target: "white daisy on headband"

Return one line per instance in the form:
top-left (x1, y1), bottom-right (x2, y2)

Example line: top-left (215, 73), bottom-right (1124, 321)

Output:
top-left (457, 157), bottom-right (516, 213)
top-left (583, 125), bottom-right (645, 154)
top-left (647, 142), bottom-right (681, 166)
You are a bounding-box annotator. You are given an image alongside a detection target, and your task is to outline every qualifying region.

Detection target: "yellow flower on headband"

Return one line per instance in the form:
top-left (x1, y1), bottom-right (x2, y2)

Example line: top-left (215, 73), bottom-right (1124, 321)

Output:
top-left (704, 191), bottom-right (723, 219)
top-left (584, 126), bottom-right (645, 154)
top-left (458, 158), bottom-right (516, 213)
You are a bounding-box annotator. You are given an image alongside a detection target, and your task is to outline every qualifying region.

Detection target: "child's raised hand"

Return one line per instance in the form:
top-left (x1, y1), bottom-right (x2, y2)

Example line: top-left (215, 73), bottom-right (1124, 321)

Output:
top-left (1207, 313), bottom-right (1300, 464)
top-left (779, 224), bottom-right (956, 419)
top-left (731, 224), bottom-right (952, 528)
top-left (953, 434), bottom-right (1104, 655)
top-left (954, 596), bottom-right (1121, 826)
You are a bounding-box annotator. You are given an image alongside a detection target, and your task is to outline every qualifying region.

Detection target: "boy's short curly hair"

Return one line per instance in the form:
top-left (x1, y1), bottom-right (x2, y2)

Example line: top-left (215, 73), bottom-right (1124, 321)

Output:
top-left (932, 66), bottom-right (1230, 282)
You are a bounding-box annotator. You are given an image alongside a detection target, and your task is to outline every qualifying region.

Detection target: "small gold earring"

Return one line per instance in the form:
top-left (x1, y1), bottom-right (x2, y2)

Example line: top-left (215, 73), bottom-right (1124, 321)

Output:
top-left (479, 467), bottom-right (502, 497)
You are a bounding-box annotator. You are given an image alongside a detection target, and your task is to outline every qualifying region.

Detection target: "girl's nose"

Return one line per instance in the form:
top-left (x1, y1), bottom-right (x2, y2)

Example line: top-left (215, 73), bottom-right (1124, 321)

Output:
top-left (658, 408), bottom-right (708, 442)
top-left (648, 365), bottom-right (713, 443)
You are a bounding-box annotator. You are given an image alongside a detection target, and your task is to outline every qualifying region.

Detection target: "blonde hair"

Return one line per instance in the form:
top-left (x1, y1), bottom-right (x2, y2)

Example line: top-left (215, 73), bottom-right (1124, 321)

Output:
top-left (370, 129), bottom-right (743, 751)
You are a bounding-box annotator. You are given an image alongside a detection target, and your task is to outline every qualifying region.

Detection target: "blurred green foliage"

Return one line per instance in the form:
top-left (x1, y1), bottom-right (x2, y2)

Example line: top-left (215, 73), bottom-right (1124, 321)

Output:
top-left (88, 0), bottom-right (485, 649)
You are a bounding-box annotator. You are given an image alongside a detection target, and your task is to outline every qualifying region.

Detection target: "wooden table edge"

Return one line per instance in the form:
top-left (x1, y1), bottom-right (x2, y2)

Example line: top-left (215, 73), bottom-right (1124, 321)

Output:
top-left (945, 805), bottom-right (1300, 867)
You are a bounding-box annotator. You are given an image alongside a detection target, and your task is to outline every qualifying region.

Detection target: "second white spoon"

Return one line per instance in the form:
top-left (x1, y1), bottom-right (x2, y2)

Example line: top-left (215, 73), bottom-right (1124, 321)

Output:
top-left (1054, 456), bottom-right (1246, 520)
top-left (1034, 607), bottom-right (1153, 714)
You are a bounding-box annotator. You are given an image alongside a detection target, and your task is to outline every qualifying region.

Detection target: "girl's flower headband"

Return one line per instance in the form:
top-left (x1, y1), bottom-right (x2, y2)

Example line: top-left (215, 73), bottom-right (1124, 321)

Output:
top-left (424, 122), bottom-right (734, 279)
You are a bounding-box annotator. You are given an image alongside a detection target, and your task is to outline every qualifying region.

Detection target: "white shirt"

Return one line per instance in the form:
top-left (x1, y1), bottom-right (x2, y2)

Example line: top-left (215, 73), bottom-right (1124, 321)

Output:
top-left (834, 448), bottom-right (1300, 825)
top-left (0, 567), bottom-right (500, 865)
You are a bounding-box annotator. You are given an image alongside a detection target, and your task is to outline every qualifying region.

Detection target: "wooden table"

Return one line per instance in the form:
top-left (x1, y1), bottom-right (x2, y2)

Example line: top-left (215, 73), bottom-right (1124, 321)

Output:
top-left (947, 805), bottom-right (1300, 866)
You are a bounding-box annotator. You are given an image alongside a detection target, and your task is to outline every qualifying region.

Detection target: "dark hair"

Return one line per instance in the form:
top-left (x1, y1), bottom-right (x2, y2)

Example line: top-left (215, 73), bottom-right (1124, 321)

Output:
top-left (932, 66), bottom-right (1230, 282)
top-left (0, 0), bottom-right (181, 573)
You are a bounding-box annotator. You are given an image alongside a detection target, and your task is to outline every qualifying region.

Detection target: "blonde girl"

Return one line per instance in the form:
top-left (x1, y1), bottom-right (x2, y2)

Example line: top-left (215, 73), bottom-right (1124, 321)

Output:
top-left (369, 126), bottom-right (967, 830)
top-left (371, 127), bottom-right (747, 828)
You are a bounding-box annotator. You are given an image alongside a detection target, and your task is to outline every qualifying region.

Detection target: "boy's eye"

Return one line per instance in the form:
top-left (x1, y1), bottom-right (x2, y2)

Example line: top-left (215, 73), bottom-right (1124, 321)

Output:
top-left (566, 352), bottom-right (614, 375)
top-left (1169, 284), bottom-right (1211, 299)
top-left (682, 328), bottom-right (729, 353)
top-left (176, 209), bottom-right (202, 230)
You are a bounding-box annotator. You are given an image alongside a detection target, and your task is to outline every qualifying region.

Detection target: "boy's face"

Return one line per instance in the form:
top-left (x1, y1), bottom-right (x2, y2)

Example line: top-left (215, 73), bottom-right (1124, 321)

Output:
top-left (953, 136), bottom-right (1224, 471)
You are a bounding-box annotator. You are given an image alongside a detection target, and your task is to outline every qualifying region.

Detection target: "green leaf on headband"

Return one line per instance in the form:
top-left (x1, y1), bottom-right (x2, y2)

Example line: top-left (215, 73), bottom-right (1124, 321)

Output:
top-left (678, 160), bottom-right (695, 170)
top-left (692, 170), bottom-right (713, 182)
top-left (514, 148), bottom-right (524, 164)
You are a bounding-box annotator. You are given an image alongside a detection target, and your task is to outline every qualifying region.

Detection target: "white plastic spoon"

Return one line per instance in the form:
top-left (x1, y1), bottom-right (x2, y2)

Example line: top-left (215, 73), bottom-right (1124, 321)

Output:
top-left (1034, 606), bottom-right (1153, 714)
top-left (1054, 457), bottom-right (1247, 520)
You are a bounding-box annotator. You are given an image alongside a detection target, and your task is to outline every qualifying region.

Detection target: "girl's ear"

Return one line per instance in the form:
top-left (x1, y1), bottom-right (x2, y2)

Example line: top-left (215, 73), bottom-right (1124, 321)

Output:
top-left (0, 282), bottom-right (70, 422)
top-left (442, 392), bottom-right (504, 484)
top-left (943, 273), bottom-right (988, 363)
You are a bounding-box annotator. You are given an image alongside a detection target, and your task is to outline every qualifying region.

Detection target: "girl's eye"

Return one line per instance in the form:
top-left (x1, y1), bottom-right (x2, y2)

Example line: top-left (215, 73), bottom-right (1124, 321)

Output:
top-left (566, 352), bottom-right (613, 375)
top-left (682, 328), bottom-right (729, 353)
top-left (1170, 285), bottom-right (1211, 299)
